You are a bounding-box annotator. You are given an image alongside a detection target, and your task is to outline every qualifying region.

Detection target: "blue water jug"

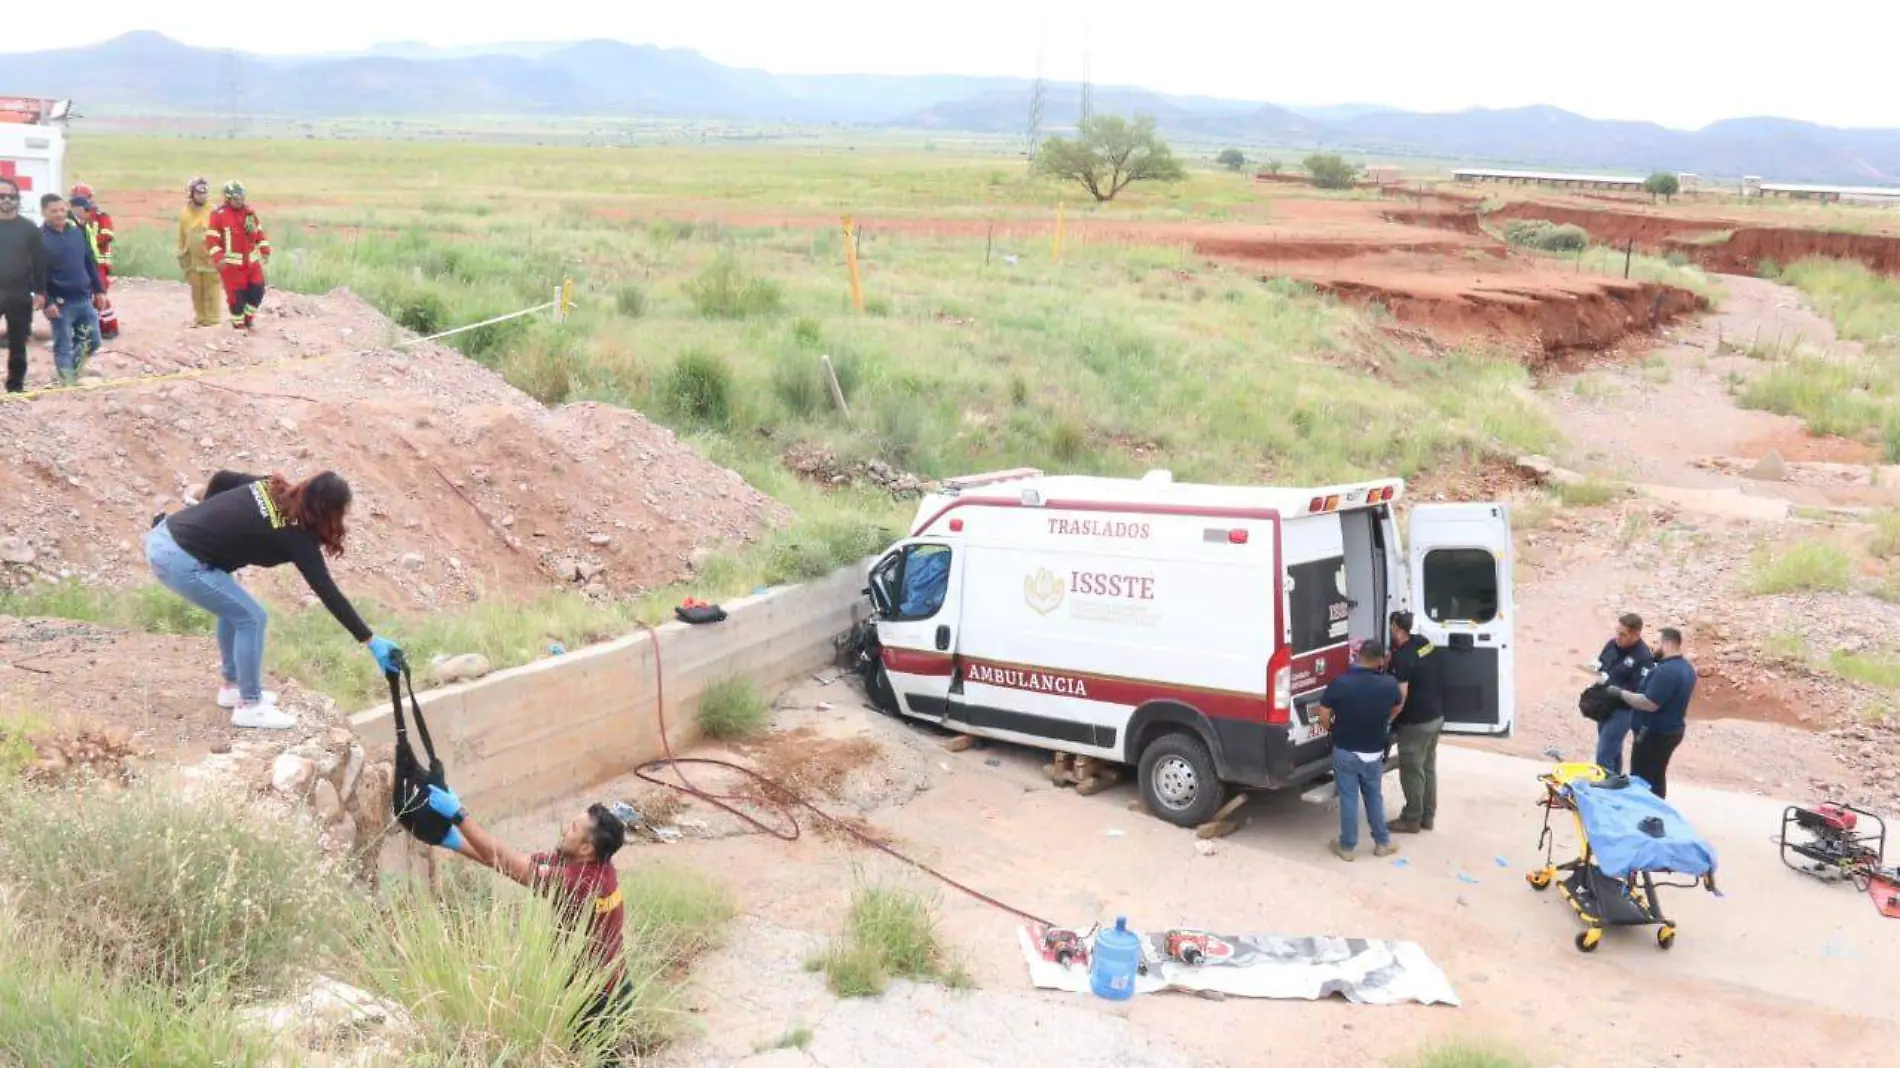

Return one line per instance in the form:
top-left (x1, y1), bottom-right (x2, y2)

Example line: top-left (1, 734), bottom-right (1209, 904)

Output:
top-left (1089, 915), bottom-right (1140, 1001)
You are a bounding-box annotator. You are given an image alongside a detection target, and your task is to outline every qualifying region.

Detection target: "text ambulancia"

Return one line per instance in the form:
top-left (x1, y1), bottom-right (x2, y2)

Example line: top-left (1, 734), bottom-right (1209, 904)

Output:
top-left (860, 468), bottom-right (1514, 827)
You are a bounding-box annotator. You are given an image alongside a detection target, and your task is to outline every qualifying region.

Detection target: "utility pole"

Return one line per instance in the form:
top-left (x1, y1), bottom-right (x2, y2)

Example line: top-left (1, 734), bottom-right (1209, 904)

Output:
top-left (1079, 24), bottom-right (1094, 126)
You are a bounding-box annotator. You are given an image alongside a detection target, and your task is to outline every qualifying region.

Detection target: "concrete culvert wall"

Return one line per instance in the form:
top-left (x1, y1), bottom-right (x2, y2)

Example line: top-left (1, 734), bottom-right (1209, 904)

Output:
top-left (349, 559), bottom-right (873, 836)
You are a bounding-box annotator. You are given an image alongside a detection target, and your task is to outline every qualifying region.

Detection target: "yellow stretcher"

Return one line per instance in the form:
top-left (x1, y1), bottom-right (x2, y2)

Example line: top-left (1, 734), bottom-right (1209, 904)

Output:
top-left (1525, 762), bottom-right (1719, 953)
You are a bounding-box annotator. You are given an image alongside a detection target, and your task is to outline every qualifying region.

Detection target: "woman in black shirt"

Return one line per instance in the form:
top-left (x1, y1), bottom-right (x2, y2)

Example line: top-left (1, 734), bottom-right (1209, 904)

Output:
top-left (143, 469), bottom-right (402, 729)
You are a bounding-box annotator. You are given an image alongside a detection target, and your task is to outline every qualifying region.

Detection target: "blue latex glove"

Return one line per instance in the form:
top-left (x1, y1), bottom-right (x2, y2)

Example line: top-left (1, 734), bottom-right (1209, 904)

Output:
top-left (368, 636), bottom-right (402, 674)
top-left (440, 825), bottom-right (466, 852)
top-left (426, 784), bottom-right (466, 822)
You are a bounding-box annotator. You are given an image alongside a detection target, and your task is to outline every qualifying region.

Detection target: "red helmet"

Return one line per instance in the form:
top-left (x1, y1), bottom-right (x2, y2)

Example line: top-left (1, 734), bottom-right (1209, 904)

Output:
top-left (70, 182), bottom-right (94, 199)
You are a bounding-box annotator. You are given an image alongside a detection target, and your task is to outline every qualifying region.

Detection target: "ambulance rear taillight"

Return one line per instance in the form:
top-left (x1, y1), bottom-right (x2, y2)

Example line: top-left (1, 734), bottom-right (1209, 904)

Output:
top-left (1267, 645), bottom-right (1291, 725)
top-left (1305, 484), bottom-right (1399, 512)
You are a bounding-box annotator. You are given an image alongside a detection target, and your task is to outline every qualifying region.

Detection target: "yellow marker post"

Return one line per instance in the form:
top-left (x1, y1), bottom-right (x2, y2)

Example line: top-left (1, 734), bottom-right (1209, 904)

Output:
top-left (1053, 201), bottom-right (1066, 263)
top-left (841, 215), bottom-right (865, 312)
top-left (559, 278), bottom-right (575, 320)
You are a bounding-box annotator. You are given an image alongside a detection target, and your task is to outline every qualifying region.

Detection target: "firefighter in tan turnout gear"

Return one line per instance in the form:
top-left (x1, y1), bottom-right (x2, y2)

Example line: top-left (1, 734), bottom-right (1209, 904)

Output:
top-left (176, 178), bottom-right (221, 327)
top-left (204, 180), bottom-right (270, 330)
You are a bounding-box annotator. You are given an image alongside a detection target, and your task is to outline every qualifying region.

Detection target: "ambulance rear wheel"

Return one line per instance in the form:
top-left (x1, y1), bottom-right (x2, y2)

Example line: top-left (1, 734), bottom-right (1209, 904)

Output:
top-left (1138, 733), bottom-right (1225, 828)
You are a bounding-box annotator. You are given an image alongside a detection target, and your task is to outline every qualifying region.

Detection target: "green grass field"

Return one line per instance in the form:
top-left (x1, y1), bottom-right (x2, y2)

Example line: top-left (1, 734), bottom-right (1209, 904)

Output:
top-left (37, 136), bottom-right (1577, 704)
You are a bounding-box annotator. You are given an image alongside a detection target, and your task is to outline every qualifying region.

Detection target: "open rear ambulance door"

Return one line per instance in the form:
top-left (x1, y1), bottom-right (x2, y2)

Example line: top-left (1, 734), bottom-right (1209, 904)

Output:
top-left (866, 540), bottom-right (965, 723)
top-left (1406, 503), bottom-right (1514, 736)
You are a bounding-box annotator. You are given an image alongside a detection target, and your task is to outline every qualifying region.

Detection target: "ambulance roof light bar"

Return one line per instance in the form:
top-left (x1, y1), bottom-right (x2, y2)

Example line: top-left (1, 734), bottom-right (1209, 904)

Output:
top-left (940, 467), bottom-right (1044, 495)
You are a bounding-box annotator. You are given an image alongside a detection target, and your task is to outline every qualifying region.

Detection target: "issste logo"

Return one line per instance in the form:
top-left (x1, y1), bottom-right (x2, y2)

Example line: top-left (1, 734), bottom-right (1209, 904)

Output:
top-left (1023, 568), bottom-right (1067, 616)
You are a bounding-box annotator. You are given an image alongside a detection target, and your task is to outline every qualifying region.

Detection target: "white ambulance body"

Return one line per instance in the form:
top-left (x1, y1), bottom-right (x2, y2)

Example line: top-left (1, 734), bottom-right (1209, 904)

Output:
top-left (862, 468), bottom-right (1514, 827)
top-left (0, 98), bottom-right (71, 225)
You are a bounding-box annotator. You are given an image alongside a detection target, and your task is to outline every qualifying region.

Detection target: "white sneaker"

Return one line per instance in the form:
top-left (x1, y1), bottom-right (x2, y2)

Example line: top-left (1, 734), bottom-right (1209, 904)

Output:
top-left (232, 698), bottom-right (296, 730)
top-left (218, 686), bottom-right (279, 709)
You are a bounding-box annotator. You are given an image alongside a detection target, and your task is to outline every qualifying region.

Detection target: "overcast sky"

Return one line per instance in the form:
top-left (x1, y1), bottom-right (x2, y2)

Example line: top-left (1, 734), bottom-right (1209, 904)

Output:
top-left (22, 3), bottom-right (1898, 130)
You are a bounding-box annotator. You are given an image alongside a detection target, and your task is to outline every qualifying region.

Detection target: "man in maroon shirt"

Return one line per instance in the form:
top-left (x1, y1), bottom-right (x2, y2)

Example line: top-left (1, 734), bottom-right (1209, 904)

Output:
top-left (425, 785), bottom-right (630, 1052)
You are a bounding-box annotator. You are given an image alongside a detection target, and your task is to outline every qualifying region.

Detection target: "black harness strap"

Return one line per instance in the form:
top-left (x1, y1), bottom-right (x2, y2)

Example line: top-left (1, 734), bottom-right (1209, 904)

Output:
top-left (389, 658), bottom-right (457, 846)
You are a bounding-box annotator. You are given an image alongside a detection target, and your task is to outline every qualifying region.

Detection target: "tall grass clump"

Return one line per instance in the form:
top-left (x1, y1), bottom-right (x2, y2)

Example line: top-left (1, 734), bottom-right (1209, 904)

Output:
top-left (1747, 540), bottom-right (1851, 595)
top-left (0, 934), bottom-right (272, 1068)
top-left (807, 880), bottom-right (969, 998)
top-left (1780, 257), bottom-right (1900, 345)
top-left (1738, 357), bottom-right (1895, 442)
top-left (660, 348), bottom-right (736, 428)
top-left (1502, 219), bottom-right (1590, 252)
top-left (0, 778), bottom-right (351, 993)
top-left (683, 252), bottom-right (782, 319)
top-left (0, 579), bottom-right (214, 637)
top-left (615, 283), bottom-right (649, 318)
top-left (354, 864), bottom-right (733, 1063)
top-left (696, 676), bottom-right (769, 740)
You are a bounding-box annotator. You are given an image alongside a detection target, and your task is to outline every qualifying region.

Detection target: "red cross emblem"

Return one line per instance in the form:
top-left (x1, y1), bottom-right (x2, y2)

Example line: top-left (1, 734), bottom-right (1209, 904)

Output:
top-left (0, 160), bottom-right (32, 190)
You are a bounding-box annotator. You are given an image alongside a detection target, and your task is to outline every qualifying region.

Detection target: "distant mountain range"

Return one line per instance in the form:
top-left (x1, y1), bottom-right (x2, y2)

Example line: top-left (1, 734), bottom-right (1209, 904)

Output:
top-left (7, 32), bottom-right (1900, 183)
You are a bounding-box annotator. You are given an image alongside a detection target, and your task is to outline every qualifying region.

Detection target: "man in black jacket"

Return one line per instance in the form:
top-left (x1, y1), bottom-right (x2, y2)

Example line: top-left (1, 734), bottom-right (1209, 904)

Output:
top-left (1386, 611), bottom-right (1444, 833)
top-left (0, 176), bottom-right (47, 393)
top-left (1592, 613), bottom-right (1654, 775)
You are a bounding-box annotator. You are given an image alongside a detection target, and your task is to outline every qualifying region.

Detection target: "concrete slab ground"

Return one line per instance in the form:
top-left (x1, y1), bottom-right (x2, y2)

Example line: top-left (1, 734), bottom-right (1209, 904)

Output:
top-left (485, 677), bottom-right (1900, 1068)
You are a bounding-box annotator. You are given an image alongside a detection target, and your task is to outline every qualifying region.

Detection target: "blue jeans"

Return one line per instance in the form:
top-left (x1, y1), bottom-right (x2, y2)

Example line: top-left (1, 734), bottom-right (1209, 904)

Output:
top-left (46, 298), bottom-right (100, 379)
top-left (1595, 707), bottom-right (1633, 775)
top-left (1333, 748), bottom-right (1391, 850)
top-left (145, 522), bottom-right (269, 702)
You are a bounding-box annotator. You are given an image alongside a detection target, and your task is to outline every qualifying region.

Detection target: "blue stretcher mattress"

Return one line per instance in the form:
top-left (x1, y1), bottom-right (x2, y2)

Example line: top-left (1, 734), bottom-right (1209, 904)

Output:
top-left (1565, 779), bottom-right (1718, 881)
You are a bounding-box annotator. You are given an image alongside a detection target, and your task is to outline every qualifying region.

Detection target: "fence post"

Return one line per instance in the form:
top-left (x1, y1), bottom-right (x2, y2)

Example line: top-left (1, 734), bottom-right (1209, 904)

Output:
top-left (1624, 238), bottom-right (1634, 279)
top-left (1053, 201), bottom-right (1065, 263)
top-left (840, 215), bottom-right (865, 313)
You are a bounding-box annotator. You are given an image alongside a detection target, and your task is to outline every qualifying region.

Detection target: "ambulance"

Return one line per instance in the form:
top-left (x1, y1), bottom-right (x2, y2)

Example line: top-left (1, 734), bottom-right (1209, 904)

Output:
top-left (860, 468), bottom-right (1514, 827)
top-left (0, 97), bottom-right (71, 225)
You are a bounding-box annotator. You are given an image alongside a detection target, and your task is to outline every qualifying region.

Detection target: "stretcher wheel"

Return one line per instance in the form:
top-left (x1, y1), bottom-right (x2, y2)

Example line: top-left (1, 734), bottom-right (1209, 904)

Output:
top-left (1527, 868), bottom-right (1554, 891)
top-left (1575, 928), bottom-right (1602, 953)
top-left (1656, 925), bottom-right (1676, 950)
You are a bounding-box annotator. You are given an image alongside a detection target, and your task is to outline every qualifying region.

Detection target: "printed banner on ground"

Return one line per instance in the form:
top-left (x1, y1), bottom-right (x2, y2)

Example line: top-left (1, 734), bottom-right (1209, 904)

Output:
top-left (1017, 926), bottom-right (1461, 1006)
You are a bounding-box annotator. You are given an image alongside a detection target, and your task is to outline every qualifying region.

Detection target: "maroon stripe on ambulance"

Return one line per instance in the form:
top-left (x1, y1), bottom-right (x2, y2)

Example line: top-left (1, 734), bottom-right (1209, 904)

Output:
top-left (882, 647), bottom-right (955, 676)
top-left (1289, 643), bottom-right (1350, 695)
top-left (884, 649), bottom-right (1271, 723)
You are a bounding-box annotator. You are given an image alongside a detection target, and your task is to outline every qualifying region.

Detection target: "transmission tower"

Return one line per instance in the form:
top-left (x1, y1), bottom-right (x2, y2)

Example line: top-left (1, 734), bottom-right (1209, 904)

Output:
top-left (1026, 43), bottom-right (1047, 157)
top-left (217, 49), bottom-right (248, 139)
top-left (1079, 25), bottom-right (1094, 126)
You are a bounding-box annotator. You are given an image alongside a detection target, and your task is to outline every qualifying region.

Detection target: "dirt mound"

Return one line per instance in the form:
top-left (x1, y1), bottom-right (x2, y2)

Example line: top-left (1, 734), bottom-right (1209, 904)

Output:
top-left (1305, 257), bottom-right (1707, 357)
top-left (0, 280), bottom-right (786, 611)
top-left (0, 616), bottom-right (346, 765)
top-left (1671, 227), bottom-right (1900, 276)
top-left (1487, 201), bottom-right (1735, 250)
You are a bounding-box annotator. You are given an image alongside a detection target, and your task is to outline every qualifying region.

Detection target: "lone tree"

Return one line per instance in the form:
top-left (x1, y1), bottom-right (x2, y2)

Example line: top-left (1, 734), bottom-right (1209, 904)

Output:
top-left (1303, 153), bottom-right (1358, 190)
top-left (1033, 115), bottom-right (1187, 203)
top-left (1643, 171), bottom-right (1681, 203)
top-left (1217, 148), bottom-right (1248, 172)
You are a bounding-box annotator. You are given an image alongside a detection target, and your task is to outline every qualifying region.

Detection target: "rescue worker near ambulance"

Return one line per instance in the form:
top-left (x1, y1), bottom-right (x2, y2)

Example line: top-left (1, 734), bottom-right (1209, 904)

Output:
top-left (1386, 611), bottom-right (1444, 834)
top-left (1592, 613), bottom-right (1654, 776)
top-left (1317, 640), bottom-right (1403, 862)
top-left (176, 178), bottom-right (222, 327)
top-left (205, 180), bottom-right (271, 331)
top-left (1604, 626), bottom-right (1695, 799)
top-left (69, 183), bottom-right (119, 340)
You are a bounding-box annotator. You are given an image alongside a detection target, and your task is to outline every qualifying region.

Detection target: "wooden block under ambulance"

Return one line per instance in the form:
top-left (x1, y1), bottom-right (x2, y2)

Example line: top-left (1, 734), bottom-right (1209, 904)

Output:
top-left (861, 468), bottom-right (1514, 828)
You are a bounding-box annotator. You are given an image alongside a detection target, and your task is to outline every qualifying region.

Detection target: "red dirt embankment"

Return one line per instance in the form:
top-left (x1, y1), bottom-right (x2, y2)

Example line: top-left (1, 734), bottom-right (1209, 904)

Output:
top-left (1669, 227), bottom-right (1900, 276)
top-left (1380, 207), bottom-right (1490, 236)
top-left (1487, 202), bottom-right (1735, 249)
top-left (1312, 268), bottom-right (1707, 359)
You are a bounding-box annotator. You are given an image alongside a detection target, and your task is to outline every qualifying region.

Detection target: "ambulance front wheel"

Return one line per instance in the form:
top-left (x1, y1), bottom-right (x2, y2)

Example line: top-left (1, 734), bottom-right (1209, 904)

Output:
top-left (1138, 732), bottom-right (1226, 828)
top-left (866, 663), bottom-right (899, 715)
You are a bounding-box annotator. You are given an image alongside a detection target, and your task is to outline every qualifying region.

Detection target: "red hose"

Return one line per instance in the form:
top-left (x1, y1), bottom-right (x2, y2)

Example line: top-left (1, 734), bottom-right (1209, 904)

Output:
top-left (631, 621), bottom-right (1055, 928)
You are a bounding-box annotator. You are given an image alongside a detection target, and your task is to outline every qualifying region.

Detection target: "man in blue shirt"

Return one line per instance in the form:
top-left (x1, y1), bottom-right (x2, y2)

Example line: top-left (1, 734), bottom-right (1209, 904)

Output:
top-left (1317, 640), bottom-right (1403, 861)
top-left (37, 194), bottom-right (105, 385)
top-left (1592, 613), bottom-right (1654, 775)
top-left (1605, 626), bottom-right (1695, 798)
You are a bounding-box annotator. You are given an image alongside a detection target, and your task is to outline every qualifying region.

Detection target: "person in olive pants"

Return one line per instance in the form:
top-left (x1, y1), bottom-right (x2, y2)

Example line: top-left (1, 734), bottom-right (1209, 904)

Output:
top-left (1386, 611), bottom-right (1445, 833)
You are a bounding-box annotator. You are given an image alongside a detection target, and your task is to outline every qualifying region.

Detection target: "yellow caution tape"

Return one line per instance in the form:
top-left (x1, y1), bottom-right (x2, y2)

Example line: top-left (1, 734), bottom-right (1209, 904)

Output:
top-left (1, 284), bottom-right (572, 404)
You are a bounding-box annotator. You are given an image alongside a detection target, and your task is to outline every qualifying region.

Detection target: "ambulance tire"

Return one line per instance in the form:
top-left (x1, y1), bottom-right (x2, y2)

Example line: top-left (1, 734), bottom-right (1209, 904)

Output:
top-left (1138, 732), bottom-right (1226, 828)
top-left (866, 663), bottom-right (900, 715)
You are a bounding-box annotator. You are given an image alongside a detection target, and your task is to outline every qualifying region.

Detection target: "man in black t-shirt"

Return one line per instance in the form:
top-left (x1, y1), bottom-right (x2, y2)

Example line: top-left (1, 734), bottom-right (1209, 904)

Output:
top-left (1386, 611), bottom-right (1444, 833)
